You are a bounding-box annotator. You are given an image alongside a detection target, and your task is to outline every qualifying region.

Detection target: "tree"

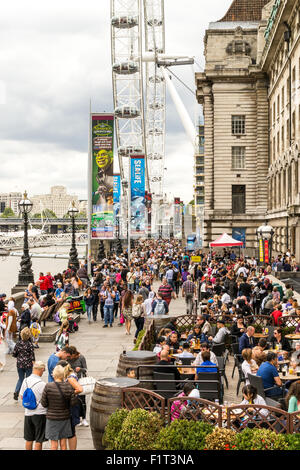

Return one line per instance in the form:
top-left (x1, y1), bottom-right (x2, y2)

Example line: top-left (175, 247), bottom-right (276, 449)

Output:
top-left (1, 207), bottom-right (15, 218)
top-left (32, 213), bottom-right (42, 219)
top-left (42, 209), bottom-right (57, 219)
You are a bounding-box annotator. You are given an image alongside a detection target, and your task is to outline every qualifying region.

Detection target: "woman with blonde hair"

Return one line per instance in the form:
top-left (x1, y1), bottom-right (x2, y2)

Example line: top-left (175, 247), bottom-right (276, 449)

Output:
top-left (59, 302), bottom-right (70, 324)
top-left (241, 348), bottom-right (258, 385)
top-left (132, 294), bottom-right (146, 344)
top-left (41, 364), bottom-right (78, 450)
top-left (12, 327), bottom-right (35, 401)
top-left (57, 361), bottom-right (83, 450)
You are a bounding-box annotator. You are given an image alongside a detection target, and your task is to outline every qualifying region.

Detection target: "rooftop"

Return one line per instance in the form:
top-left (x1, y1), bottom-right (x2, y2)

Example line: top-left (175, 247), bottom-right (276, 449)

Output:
top-left (218, 0), bottom-right (270, 22)
top-left (208, 21), bottom-right (260, 30)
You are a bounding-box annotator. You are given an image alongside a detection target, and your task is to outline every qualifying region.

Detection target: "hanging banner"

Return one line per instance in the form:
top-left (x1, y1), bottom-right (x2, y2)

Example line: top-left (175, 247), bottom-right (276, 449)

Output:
top-left (173, 198), bottom-right (182, 239)
top-left (131, 155), bottom-right (146, 237)
top-left (91, 114), bottom-right (114, 239)
top-left (145, 191), bottom-right (152, 237)
top-left (113, 174), bottom-right (121, 238)
top-left (259, 239), bottom-right (264, 263)
top-left (264, 239), bottom-right (269, 264)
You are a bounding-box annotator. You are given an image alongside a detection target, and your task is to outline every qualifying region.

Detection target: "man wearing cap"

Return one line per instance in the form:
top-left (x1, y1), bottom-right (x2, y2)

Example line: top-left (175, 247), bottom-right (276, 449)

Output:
top-left (208, 320), bottom-right (230, 345)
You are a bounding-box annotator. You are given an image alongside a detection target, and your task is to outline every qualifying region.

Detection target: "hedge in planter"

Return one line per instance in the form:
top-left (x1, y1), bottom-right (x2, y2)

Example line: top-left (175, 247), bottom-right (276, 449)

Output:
top-left (154, 420), bottom-right (213, 451)
top-left (203, 428), bottom-right (237, 451)
top-left (102, 408), bottom-right (130, 450)
top-left (116, 409), bottom-right (163, 450)
top-left (233, 428), bottom-right (289, 451)
top-left (285, 434), bottom-right (300, 450)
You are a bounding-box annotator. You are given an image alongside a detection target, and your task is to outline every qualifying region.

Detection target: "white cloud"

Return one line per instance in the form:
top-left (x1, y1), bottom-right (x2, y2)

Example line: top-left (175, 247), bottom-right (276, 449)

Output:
top-left (0, 0), bottom-right (232, 204)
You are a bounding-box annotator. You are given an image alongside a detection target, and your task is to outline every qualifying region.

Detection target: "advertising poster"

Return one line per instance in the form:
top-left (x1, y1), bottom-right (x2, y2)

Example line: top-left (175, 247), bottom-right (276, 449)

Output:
top-left (259, 239), bottom-right (264, 263)
top-left (173, 198), bottom-right (182, 239)
top-left (113, 174), bottom-right (121, 237)
top-left (232, 228), bottom-right (246, 248)
top-left (91, 114), bottom-right (114, 239)
top-left (264, 240), bottom-right (269, 264)
top-left (130, 155), bottom-right (146, 237)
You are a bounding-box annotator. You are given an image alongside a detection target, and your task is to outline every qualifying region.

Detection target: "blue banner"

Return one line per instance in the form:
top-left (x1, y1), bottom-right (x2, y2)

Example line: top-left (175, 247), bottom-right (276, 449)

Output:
top-left (113, 174), bottom-right (121, 237)
top-left (232, 228), bottom-right (246, 248)
top-left (130, 155), bottom-right (146, 237)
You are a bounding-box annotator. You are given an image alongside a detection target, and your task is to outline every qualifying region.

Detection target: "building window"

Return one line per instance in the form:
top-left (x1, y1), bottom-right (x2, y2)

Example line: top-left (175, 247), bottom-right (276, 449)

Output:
top-left (232, 147), bottom-right (245, 169)
top-left (232, 115), bottom-right (245, 135)
top-left (196, 156), bottom-right (204, 165)
top-left (196, 196), bottom-right (204, 205)
top-left (277, 95), bottom-right (280, 116)
top-left (282, 85), bottom-right (285, 110)
top-left (232, 185), bottom-right (246, 214)
top-left (196, 176), bottom-right (204, 183)
top-left (196, 166), bottom-right (204, 174)
top-left (292, 111), bottom-right (295, 140)
top-left (281, 125), bottom-right (284, 152)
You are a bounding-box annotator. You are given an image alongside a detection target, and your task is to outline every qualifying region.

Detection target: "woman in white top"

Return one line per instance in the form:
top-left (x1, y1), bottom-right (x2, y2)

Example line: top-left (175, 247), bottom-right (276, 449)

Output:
top-left (241, 348), bottom-right (258, 385)
top-left (143, 291), bottom-right (156, 316)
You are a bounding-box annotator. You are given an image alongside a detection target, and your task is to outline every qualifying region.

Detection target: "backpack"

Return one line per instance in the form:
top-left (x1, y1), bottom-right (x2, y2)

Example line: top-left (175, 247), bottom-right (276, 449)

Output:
top-left (154, 300), bottom-right (166, 316)
top-left (132, 304), bottom-right (143, 318)
top-left (22, 380), bottom-right (42, 410)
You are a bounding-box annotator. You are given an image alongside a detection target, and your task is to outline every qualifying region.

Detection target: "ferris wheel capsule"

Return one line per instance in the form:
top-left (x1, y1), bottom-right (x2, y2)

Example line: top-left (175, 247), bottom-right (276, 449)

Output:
top-left (118, 146), bottom-right (143, 157)
top-left (115, 106), bottom-right (141, 118)
top-left (111, 16), bottom-right (138, 28)
top-left (112, 61), bottom-right (139, 75)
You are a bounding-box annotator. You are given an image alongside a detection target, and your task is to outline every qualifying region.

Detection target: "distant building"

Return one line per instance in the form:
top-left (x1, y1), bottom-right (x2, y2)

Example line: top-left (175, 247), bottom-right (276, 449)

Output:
top-left (194, 114), bottom-right (205, 207)
top-left (0, 192), bottom-right (22, 214)
top-left (31, 186), bottom-right (79, 218)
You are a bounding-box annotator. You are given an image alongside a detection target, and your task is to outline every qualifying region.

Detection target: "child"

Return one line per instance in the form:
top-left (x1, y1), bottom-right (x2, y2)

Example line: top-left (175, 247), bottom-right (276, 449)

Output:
top-left (55, 320), bottom-right (69, 352)
top-left (30, 317), bottom-right (42, 349)
top-left (126, 367), bottom-right (136, 379)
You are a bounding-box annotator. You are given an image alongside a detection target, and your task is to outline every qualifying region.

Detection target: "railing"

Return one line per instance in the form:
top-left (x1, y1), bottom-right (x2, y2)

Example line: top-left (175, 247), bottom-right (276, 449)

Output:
top-left (121, 389), bottom-right (297, 434)
top-left (122, 387), bottom-right (166, 420)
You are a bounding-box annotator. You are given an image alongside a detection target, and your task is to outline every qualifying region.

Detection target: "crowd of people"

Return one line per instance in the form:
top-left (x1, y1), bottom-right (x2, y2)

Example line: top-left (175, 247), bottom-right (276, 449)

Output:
top-left (0, 238), bottom-right (300, 449)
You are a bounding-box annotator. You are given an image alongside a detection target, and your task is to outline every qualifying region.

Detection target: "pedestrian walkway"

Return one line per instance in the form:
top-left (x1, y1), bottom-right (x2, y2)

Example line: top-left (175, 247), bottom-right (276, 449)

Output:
top-left (0, 284), bottom-right (239, 450)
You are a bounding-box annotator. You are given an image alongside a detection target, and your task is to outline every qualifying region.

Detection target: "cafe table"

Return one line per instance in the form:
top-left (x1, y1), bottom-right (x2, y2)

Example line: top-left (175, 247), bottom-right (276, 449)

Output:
top-left (253, 333), bottom-right (268, 339)
top-left (279, 372), bottom-right (300, 381)
top-left (285, 334), bottom-right (300, 340)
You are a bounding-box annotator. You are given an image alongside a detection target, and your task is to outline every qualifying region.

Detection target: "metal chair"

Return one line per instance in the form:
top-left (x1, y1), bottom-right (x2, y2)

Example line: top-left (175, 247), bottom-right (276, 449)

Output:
top-left (247, 373), bottom-right (283, 407)
top-left (196, 371), bottom-right (223, 404)
top-left (211, 343), bottom-right (225, 357)
top-left (236, 362), bottom-right (246, 396)
top-left (216, 356), bottom-right (228, 389)
top-left (153, 372), bottom-right (177, 400)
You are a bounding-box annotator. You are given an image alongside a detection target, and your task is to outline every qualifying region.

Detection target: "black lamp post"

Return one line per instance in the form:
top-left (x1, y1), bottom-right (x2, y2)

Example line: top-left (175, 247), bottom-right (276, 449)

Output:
top-left (17, 191), bottom-right (34, 286)
top-left (68, 201), bottom-right (79, 270)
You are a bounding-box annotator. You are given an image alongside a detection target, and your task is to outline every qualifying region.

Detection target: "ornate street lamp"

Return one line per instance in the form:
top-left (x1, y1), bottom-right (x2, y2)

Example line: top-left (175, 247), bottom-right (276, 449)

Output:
top-left (68, 201), bottom-right (79, 270)
top-left (256, 221), bottom-right (274, 266)
top-left (17, 191), bottom-right (34, 286)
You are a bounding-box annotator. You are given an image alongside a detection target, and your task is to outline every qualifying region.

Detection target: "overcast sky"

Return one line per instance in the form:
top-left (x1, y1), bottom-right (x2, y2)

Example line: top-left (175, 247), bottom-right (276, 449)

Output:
top-left (0, 0), bottom-right (232, 204)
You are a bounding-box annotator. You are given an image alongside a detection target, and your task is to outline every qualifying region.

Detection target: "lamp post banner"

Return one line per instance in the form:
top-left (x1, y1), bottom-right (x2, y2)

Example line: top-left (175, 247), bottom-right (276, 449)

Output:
top-left (264, 239), bottom-right (269, 264)
top-left (91, 113), bottom-right (114, 239)
top-left (130, 155), bottom-right (146, 237)
top-left (259, 239), bottom-right (264, 263)
top-left (113, 174), bottom-right (121, 238)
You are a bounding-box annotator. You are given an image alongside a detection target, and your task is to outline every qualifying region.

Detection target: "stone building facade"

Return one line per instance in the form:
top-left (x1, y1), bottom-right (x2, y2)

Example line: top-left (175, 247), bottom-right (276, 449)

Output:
top-left (260, 0), bottom-right (300, 260)
top-left (31, 186), bottom-right (79, 218)
top-left (196, 0), bottom-right (271, 254)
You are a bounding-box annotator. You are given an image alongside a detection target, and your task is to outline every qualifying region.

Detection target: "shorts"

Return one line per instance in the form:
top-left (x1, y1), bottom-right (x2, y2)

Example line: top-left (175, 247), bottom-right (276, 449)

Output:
top-left (24, 414), bottom-right (47, 443)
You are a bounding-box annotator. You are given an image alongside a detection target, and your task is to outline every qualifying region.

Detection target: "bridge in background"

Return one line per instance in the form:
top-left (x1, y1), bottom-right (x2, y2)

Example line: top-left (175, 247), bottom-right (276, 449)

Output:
top-left (0, 218), bottom-right (88, 234)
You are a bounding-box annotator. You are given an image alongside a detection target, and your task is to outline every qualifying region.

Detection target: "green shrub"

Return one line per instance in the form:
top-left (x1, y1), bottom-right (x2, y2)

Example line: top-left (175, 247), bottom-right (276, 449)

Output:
top-left (116, 409), bottom-right (163, 450)
top-left (103, 408), bottom-right (130, 449)
top-left (233, 428), bottom-right (289, 451)
top-left (284, 434), bottom-right (300, 450)
top-left (132, 329), bottom-right (145, 351)
top-left (204, 428), bottom-right (236, 450)
top-left (154, 420), bottom-right (213, 450)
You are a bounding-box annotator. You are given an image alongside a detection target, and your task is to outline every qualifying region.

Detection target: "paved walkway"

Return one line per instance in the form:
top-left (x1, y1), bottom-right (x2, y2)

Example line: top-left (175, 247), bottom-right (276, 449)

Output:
top-left (0, 283), bottom-right (239, 450)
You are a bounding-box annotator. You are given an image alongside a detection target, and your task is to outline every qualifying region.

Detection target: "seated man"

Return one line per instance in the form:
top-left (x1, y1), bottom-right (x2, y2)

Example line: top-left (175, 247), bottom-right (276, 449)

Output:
top-left (154, 349), bottom-right (181, 381)
top-left (192, 342), bottom-right (217, 367)
top-left (256, 351), bottom-right (285, 398)
top-left (208, 319), bottom-right (230, 345)
top-left (196, 350), bottom-right (218, 375)
top-left (238, 326), bottom-right (255, 354)
top-left (166, 332), bottom-right (181, 353)
top-left (177, 343), bottom-right (195, 359)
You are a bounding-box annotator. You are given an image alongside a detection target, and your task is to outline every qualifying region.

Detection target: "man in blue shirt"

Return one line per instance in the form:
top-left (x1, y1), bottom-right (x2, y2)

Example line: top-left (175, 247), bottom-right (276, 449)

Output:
top-left (47, 347), bottom-right (72, 382)
top-left (257, 351), bottom-right (284, 398)
top-left (239, 326), bottom-right (255, 354)
top-left (196, 351), bottom-right (218, 375)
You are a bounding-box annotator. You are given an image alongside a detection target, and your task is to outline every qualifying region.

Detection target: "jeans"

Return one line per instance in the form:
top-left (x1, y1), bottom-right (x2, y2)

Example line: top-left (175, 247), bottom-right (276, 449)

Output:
top-left (167, 280), bottom-right (175, 290)
top-left (6, 331), bottom-right (15, 354)
top-left (128, 284), bottom-right (135, 292)
top-left (104, 305), bottom-right (114, 326)
top-left (134, 317), bottom-right (145, 339)
top-left (185, 293), bottom-right (194, 315)
top-left (15, 367), bottom-right (32, 394)
top-left (92, 301), bottom-right (99, 321)
top-left (86, 305), bottom-right (93, 321)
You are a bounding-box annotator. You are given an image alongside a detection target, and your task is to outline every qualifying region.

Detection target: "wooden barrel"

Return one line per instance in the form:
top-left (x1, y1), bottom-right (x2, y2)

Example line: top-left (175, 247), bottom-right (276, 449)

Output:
top-left (90, 377), bottom-right (139, 450)
top-left (116, 351), bottom-right (157, 389)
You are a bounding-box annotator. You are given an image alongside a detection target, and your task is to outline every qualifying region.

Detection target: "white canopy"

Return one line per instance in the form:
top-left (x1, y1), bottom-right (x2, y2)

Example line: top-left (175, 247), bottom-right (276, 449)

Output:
top-left (209, 232), bottom-right (244, 248)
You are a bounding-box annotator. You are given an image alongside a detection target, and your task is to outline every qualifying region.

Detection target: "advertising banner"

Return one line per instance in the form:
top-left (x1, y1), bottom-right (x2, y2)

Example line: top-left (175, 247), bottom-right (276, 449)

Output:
top-left (173, 198), bottom-right (182, 239)
top-left (130, 155), bottom-right (146, 237)
top-left (91, 114), bottom-right (114, 239)
top-left (113, 174), bottom-right (121, 238)
top-left (259, 239), bottom-right (264, 263)
top-left (264, 239), bottom-right (269, 264)
top-left (232, 228), bottom-right (246, 248)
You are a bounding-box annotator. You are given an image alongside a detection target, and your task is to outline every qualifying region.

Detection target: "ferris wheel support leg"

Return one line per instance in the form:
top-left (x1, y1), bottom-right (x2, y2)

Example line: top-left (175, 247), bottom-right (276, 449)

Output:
top-left (161, 67), bottom-right (196, 148)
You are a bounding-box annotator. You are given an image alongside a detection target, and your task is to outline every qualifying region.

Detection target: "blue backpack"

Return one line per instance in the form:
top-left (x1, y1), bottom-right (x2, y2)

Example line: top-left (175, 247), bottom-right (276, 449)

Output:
top-left (22, 380), bottom-right (41, 410)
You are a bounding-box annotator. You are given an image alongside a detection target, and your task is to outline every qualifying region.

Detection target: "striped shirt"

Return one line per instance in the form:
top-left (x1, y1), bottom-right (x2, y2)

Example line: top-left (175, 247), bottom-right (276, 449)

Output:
top-left (158, 283), bottom-right (173, 299)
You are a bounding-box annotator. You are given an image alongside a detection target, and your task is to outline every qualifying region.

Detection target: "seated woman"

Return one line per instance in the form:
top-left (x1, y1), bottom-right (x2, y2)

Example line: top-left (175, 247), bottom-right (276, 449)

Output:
top-left (286, 381), bottom-right (300, 412)
top-left (187, 326), bottom-right (207, 344)
top-left (270, 328), bottom-right (292, 356)
top-left (231, 316), bottom-right (246, 339)
top-left (241, 348), bottom-right (258, 384)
